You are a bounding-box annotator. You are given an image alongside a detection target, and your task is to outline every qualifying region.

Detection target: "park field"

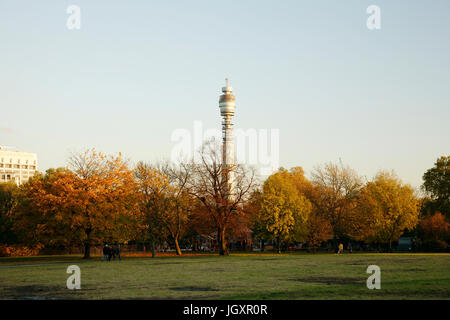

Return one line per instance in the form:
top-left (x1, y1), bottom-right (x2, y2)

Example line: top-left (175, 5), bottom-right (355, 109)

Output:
top-left (0, 253), bottom-right (449, 300)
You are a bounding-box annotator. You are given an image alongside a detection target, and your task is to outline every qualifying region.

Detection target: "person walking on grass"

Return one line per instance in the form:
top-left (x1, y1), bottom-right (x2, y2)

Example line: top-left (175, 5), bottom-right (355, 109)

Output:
top-left (337, 243), bottom-right (344, 255)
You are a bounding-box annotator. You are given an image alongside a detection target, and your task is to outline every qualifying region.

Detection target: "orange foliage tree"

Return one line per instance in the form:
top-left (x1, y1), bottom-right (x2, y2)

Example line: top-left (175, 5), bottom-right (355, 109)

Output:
top-left (305, 212), bottom-right (333, 252)
top-left (16, 150), bottom-right (138, 258)
top-left (310, 161), bottom-right (363, 242)
top-left (419, 212), bottom-right (450, 250)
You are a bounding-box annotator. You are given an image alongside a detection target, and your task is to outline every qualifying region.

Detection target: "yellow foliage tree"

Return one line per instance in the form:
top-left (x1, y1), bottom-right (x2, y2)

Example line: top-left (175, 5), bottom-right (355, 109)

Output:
top-left (358, 171), bottom-right (419, 250)
top-left (260, 170), bottom-right (311, 253)
top-left (288, 166), bottom-right (334, 247)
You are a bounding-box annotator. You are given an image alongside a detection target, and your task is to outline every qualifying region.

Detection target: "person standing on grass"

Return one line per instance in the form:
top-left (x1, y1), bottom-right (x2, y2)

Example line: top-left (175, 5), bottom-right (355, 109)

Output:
top-left (102, 244), bottom-right (109, 261)
top-left (348, 243), bottom-right (352, 254)
top-left (106, 244), bottom-right (112, 261)
top-left (110, 246), bottom-right (116, 261)
top-left (112, 244), bottom-right (121, 261)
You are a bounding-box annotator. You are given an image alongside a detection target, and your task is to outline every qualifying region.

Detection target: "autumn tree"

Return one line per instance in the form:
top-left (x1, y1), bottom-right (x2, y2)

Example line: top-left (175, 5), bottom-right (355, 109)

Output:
top-left (135, 162), bottom-right (192, 256)
top-left (419, 212), bottom-right (449, 251)
top-left (305, 212), bottom-right (333, 252)
top-left (422, 156), bottom-right (450, 217)
top-left (358, 171), bottom-right (419, 250)
top-left (188, 201), bottom-right (217, 249)
top-left (163, 191), bottom-right (192, 255)
top-left (17, 150), bottom-right (138, 258)
top-left (258, 169), bottom-right (311, 253)
top-left (70, 150), bottom-right (138, 258)
top-left (135, 163), bottom-right (170, 257)
top-left (311, 161), bottom-right (363, 242)
top-left (250, 167), bottom-right (334, 252)
top-left (289, 166), bottom-right (314, 196)
top-left (284, 166), bottom-right (333, 248)
top-left (15, 168), bottom-right (80, 249)
top-left (247, 190), bottom-right (267, 249)
top-left (182, 141), bottom-right (257, 256)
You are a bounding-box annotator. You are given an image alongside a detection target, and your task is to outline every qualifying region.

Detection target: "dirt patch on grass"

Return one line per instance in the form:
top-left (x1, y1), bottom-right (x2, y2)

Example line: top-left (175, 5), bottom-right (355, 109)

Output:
top-left (150, 262), bottom-right (183, 266)
top-left (170, 286), bottom-right (219, 292)
top-left (404, 268), bottom-right (427, 272)
top-left (395, 258), bottom-right (427, 263)
top-left (344, 261), bottom-right (370, 266)
top-left (1, 284), bottom-right (70, 300)
top-left (250, 258), bottom-right (282, 261)
top-left (290, 276), bottom-right (363, 285)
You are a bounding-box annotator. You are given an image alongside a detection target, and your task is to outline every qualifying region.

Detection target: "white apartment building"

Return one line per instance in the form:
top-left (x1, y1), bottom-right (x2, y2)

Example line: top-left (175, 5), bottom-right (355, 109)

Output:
top-left (0, 146), bottom-right (38, 185)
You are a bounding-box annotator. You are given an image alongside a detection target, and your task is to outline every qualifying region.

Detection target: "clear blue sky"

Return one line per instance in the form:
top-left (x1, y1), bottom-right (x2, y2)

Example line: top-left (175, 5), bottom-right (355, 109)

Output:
top-left (1, 0), bottom-right (449, 188)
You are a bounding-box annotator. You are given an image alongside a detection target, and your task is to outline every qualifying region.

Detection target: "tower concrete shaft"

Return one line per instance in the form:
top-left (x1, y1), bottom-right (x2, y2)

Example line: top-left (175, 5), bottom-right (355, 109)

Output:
top-left (218, 79), bottom-right (236, 198)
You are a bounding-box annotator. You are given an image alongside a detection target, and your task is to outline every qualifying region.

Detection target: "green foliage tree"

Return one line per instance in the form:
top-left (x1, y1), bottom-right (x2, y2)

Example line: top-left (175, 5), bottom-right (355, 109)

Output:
top-left (135, 162), bottom-right (192, 256)
top-left (135, 162), bottom-right (170, 257)
top-left (0, 182), bottom-right (20, 244)
top-left (248, 190), bottom-right (270, 250)
top-left (422, 156), bottom-right (450, 217)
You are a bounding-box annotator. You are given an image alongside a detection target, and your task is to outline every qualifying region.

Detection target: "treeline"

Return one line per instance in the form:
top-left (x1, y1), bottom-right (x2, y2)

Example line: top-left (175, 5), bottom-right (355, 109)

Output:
top-left (0, 146), bottom-right (448, 257)
top-left (249, 159), bottom-right (448, 253)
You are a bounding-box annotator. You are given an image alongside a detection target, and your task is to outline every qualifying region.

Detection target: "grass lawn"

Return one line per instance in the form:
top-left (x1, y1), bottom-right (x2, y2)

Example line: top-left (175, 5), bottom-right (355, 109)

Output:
top-left (0, 253), bottom-right (449, 299)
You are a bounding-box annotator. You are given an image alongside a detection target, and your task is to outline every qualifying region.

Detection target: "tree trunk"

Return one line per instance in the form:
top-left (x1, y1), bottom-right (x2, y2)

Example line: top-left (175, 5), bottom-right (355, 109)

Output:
top-left (277, 237), bottom-right (281, 254)
top-left (174, 237), bottom-right (182, 256)
top-left (83, 242), bottom-right (91, 259)
top-left (83, 228), bottom-right (92, 259)
top-left (218, 227), bottom-right (228, 256)
top-left (151, 241), bottom-right (156, 258)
